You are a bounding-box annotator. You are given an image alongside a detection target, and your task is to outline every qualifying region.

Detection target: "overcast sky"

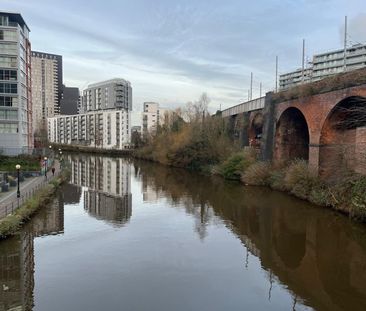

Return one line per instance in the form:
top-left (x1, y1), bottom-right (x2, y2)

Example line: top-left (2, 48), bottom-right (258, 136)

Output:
top-left (1, 0), bottom-right (366, 112)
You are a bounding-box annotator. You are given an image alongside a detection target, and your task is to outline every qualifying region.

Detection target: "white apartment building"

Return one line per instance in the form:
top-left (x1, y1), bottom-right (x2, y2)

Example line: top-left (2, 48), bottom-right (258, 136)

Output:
top-left (48, 108), bottom-right (130, 149)
top-left (31, 51), bottom-right (62, 144)
top-left (48, 78), bottom-right (132, 149)
top-left (142, 102), bottom-right (169, 136)
top-left (280, 43), bottom-right (366, 90)
top-left (0, 12), bottom-right (33, 155)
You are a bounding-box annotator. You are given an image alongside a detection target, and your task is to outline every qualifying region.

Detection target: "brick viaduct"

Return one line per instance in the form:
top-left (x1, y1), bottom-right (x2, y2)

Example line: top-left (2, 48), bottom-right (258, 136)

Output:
top-left (224, 70), bottom-right (366, 177)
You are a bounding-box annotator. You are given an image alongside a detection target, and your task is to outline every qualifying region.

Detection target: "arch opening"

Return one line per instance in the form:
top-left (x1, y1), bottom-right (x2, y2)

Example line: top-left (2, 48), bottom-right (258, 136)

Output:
top-left (249, 113), bottom-right (263, 149)
top-left (319, 96), bottom-right (366, 178)
top-left (274, 108), bottom-right (310, 163)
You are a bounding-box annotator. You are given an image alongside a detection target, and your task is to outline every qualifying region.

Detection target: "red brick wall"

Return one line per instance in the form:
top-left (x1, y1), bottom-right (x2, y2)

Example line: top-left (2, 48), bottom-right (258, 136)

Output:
top-left (274, 85), bottom-right (366, 174)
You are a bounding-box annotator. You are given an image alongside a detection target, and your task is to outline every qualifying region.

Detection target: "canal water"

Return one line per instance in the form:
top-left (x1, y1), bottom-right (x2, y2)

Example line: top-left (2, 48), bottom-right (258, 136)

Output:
top-left (1, 154), bottom-right (366, 311)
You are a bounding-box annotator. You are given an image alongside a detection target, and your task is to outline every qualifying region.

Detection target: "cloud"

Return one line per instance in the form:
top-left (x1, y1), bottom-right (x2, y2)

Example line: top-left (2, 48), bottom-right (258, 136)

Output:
top-left (1, 0), bottom-right (365, 110)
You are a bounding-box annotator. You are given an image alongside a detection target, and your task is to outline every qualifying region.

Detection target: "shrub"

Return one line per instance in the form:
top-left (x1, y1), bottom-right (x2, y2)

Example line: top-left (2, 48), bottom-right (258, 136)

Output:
top-left (349, 176), bottom-right (366, 221)
top-left (167, 138), bottom-right (219, 171)
top-left (217, 149), bottom-right (256, 180)
top-left (242, 162), bottom-right (271, 186)
top-left (268, 169), bottom-right (286, 191)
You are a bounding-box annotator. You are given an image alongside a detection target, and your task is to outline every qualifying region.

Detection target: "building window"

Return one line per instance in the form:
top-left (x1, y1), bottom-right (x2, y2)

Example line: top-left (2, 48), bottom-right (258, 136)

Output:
top-left (0, 123), bottom-right (18, 133)
top-left (0, 109), bottom-right (17, 119)
top-left (0, 83), bottom-right (17, 94)
top-left (0, 56), bottom-right (17, 68)
top-left (0, 70), bottom-right (17, 81)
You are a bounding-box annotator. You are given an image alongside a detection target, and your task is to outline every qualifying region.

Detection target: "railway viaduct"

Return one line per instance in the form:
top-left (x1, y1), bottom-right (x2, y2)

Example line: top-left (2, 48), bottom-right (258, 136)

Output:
top-left (222, 68), bottom-right (366, 176)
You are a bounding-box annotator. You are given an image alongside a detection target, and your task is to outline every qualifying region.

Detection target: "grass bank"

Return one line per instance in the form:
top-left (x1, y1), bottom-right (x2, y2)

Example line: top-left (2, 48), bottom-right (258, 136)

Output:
top-left (213, 151), bottom-right (366, 222)
top-left (0, 169), bottom-right (70, 239)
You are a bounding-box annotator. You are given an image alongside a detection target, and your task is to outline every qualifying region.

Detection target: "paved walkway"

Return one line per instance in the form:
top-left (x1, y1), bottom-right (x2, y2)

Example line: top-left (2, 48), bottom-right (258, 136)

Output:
top-left (0, 161), bottom-right (61, 220)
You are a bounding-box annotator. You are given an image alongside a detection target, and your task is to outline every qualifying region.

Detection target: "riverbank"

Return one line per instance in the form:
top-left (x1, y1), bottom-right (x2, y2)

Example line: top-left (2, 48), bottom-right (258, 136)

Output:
top-left (0, 168), bottom-right (70, 239)
top-left (50, 143), bottom-right (133, 156)
top-left (134, 145), bottom-right (366, 222)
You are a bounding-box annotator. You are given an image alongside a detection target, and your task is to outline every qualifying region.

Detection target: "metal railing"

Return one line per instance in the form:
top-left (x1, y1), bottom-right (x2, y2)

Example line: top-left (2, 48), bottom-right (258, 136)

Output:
top-left (0, 169), bottom-right (60, 220)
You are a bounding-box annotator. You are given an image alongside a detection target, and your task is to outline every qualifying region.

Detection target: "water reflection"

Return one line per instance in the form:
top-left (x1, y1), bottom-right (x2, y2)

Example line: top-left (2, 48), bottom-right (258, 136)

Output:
top-left (134, 160), bottom-right (366, 311)
top-left (0, 194), bottom-right (64, 311)
top-left (1, 157), bottom-right (366, 311)
top-left (68, 154), bottom-right (132, 226)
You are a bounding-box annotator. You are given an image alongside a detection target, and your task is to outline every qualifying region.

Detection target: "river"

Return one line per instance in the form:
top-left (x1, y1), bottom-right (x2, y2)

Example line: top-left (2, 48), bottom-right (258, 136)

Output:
top-left (1, 154), bottom-right (366, 311)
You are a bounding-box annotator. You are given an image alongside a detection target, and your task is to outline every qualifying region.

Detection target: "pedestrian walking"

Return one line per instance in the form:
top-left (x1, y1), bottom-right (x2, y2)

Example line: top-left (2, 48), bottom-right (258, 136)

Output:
top-left (52, 167), bottom-right (55, 176)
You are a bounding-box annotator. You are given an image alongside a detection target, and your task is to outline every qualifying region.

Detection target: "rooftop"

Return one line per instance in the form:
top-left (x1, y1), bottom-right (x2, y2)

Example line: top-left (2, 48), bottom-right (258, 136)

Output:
top-left (87, 78), bottom-right (131, 89)
top-left (0, 11), bottom-right (30, 31)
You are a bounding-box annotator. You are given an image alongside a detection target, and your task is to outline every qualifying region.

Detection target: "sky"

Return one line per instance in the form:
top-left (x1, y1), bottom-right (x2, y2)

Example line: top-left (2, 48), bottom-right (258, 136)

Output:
top-left (1, 0), bottom-right (366, 113)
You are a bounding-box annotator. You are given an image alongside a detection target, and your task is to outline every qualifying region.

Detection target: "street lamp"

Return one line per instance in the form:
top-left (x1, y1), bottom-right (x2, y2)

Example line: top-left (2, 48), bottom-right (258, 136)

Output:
top-left (44, 157), bottom-right (48, 178)
top-left (15, 164), bottom-right (21, 198)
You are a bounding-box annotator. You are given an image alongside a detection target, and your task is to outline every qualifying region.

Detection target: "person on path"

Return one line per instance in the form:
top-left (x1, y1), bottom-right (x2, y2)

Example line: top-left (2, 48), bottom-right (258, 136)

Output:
top-left (52, 167), bottom-right (55, 176)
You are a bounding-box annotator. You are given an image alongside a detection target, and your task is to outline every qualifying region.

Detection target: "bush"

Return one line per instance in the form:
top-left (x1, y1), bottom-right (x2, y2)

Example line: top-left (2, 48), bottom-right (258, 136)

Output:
top-left (167, 138), bottom-right (220, 171)
top-left (242, 162), bottom-right (271, 186)
top-left (281, 159), bottom-right (318, 200)
top-left (349, 176), bottom-right (366, 221)
top-left (268, 169), bottom-right (286, 191)
top-left (217, 149), bottom-right (256, 180)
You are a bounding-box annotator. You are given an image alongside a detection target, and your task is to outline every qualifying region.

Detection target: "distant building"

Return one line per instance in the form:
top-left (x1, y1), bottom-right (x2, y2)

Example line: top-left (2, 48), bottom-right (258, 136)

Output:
top-left (0, 12), bottom-right (33, 155)
top-left (31, 51), bottom-right (62, 145)
top-left (142, 102), bottom-right (169, 136)
top-left (131, 125), bottom-right (141, 134)
top-left (279, 68), bottom-right (312, 90)
top-left (48, 109), bottom-right (130, 149)
top-left (312, 44), bottom-right (366, 81)
top-left (80, 78), bottom-right (131, 113)
top-left (60, 85), bottom-right (79, 115)
top-left (48, 78), bottom-right (132, 150)
top-left (280, 43), bottom-right (366, 90)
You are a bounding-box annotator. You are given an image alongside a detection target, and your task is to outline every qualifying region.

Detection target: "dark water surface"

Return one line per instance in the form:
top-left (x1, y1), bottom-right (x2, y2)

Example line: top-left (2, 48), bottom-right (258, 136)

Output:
top-left (1, 154), bottom-right (366, 311)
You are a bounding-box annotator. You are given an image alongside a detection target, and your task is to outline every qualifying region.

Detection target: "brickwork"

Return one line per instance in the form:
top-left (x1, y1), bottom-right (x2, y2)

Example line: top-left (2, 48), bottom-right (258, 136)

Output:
top-left (274, 84), bottom-right (366, 174)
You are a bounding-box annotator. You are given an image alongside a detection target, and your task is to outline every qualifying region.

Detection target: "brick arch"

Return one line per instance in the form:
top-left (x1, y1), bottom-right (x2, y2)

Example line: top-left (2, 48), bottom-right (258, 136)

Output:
top-left (248, 112), bottom-right (263, 148)
top-left (274, 107), bottom-right (310, 163)
top-left (319, 96), bottom-right (366, 178)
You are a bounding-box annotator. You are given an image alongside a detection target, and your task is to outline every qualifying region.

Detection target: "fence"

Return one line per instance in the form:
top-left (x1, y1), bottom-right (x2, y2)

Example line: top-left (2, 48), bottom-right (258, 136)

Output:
top-left (0, 169), bottom-right (60, 220)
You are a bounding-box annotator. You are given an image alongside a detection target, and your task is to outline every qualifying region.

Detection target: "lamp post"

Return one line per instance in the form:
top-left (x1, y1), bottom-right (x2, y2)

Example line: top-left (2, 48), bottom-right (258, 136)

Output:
top-left (59, 151), bottom-right (63, 169)
top-left (44, 157), bottom-right (48, 179)
top-left (15, 164), bottom-right (21, 198)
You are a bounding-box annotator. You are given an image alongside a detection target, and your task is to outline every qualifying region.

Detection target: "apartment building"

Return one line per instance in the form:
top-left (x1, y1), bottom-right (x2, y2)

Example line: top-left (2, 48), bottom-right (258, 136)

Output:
top-left (48, 78), bottom-right (132, 149)
top-left (312, 44), bottom-right (366, 81)
top-left (280, 43), bottom-right (366, 90)
top-left (279, 68), bottom-right (312, 90)
top-left (60, 85), bottom-right (80, 115)
top-left (142, 102), bottom-right (169, 136)
top-left (31, 51), bottom-right (62, 145)
top-left (0, 12), bottom-right (33, 155)
top-left (48, 108), bottom-right (130, 149)
top-left (80, 78), bottom-right (131, 113)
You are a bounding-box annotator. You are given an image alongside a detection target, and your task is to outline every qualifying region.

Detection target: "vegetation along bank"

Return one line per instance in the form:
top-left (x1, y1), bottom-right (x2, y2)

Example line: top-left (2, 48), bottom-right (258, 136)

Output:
top-left (134, 95), bottom-right (366, 222)
top-left (0, 169), bottom-right (70, 239)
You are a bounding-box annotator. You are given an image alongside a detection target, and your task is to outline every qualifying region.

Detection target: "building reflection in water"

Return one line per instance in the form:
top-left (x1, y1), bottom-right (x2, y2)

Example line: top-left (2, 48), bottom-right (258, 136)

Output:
top-left (0, 194), bottom-right (65, 311)
top-left (67, 154), bottom-right (132, 227)
top-left (135, 160), bottom-right (366, 311)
